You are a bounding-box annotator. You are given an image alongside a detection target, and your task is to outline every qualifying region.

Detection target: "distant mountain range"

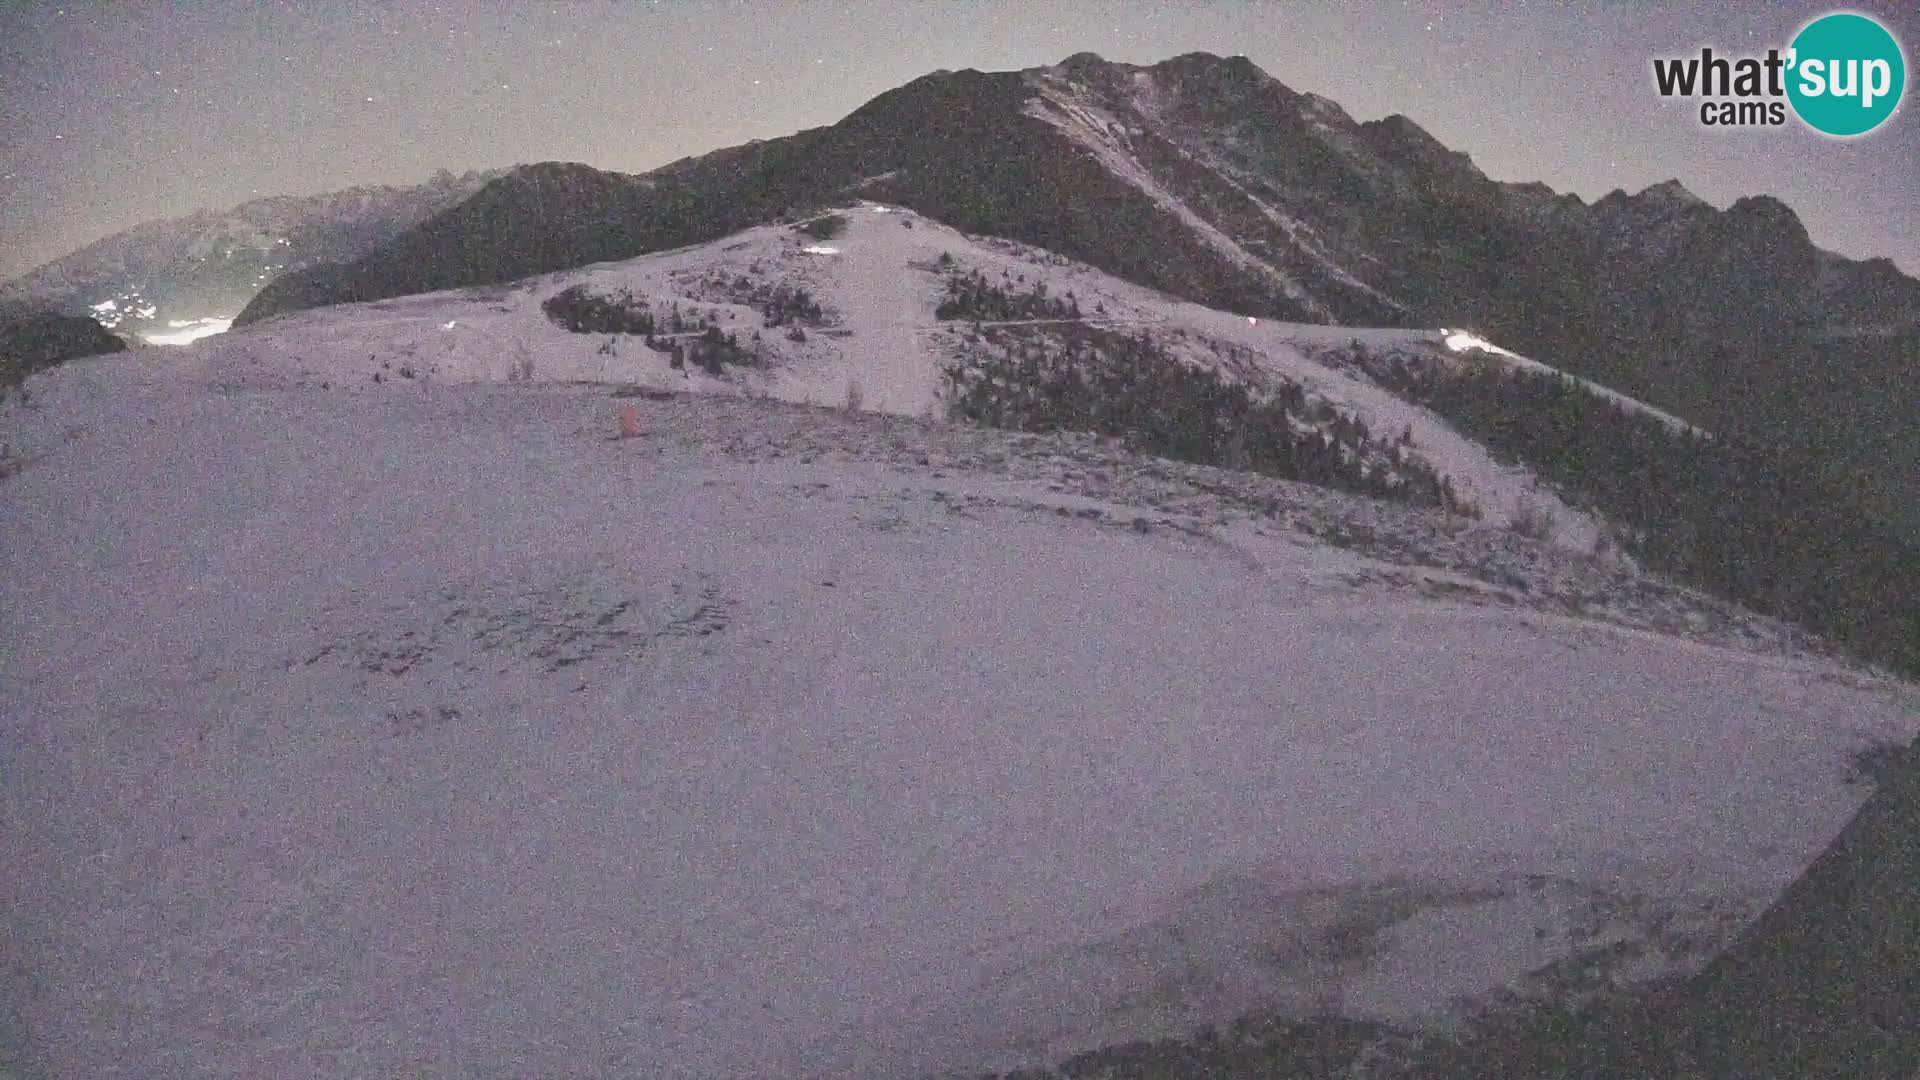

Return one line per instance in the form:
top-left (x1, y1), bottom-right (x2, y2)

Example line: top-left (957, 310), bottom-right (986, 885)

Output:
top-left (0, 168), bottom-right (504, 335)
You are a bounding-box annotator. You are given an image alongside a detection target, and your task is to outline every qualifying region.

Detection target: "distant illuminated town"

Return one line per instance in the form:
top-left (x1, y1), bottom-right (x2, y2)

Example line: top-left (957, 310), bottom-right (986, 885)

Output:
top-left (142, 317), bottom-right (234, 345)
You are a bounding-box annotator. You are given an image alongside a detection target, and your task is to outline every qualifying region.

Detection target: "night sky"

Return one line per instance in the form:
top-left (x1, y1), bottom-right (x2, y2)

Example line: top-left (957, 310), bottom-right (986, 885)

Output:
top-left (4, 0), bottom-right (1916, 281)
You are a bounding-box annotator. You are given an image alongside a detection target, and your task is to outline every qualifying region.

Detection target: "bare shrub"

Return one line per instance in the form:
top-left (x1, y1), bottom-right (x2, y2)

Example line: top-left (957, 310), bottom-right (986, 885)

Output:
top-left (1510, 497), bottom-right (1558, 542)
top-left (794, 214), bottom-right (847, 241)
top-left (1591, 520), bottom-right (1623, 561)
top-left (506, 343), bottom-right (536, 384)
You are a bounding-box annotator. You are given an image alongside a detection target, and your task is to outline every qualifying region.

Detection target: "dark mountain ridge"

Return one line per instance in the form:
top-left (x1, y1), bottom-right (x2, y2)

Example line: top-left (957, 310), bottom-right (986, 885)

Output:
top-left (231, 53), bottom-right (1920, 532)
top-left (237, 53), bottom-right (1920, 344)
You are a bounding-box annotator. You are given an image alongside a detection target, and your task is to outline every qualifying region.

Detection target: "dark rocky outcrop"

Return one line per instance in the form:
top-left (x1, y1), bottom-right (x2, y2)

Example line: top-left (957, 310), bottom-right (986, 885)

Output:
top-left (0, 309), bottom-right (128, 391)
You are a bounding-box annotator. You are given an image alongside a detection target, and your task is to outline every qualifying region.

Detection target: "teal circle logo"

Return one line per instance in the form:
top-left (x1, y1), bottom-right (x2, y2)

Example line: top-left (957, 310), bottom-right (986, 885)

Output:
top-left (1786, 12), bottom-right (1905, 136)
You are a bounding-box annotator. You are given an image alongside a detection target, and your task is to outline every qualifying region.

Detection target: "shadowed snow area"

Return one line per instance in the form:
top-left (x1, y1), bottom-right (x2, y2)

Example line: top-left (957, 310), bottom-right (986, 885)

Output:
top-left (3, 372), bottom-right (1916, 1078)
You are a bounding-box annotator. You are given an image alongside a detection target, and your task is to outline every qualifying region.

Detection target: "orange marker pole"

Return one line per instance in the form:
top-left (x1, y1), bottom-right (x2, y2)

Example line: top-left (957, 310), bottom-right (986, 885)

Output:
top-left (618, 406), bottom-right (643, 440)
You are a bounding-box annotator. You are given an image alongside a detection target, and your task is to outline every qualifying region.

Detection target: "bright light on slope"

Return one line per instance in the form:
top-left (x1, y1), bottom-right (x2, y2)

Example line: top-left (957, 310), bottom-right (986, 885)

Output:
top-left (1442, 328), bottom-right (1502, 354)
top-left (143, 318), bottom-right (232, 346)
top-left (802, 245), bottom-right (839, 255)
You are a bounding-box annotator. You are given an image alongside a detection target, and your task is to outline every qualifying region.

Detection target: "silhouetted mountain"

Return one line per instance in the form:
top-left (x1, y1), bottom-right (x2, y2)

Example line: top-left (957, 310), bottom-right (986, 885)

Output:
top-left (242, 64), bottom-right (1391, 327)
top-left (0, 309), bottom-right (128, 392)
top-left (232, 52), bottom-right (1920, 525)
top-left (240, 54), bottom-right (1920, 340)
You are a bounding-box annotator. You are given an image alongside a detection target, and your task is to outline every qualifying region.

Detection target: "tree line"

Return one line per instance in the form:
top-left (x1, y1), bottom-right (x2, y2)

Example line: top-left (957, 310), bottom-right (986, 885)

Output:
top-left (945, 325), bottom-right (1472, 515)
top-left (1369, 350), bottom-right (1920, 677)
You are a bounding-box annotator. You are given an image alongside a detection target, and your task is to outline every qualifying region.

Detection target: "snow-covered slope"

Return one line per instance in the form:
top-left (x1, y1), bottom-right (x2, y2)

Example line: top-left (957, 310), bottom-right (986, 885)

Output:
top-left (3, 360), bottom-right (1914, 1080)
top-left (164, 204), bottom-right (1683, 551)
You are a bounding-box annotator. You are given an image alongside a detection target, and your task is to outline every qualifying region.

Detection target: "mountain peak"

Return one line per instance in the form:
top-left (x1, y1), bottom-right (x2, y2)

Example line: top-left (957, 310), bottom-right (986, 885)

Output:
top-left (1595, 180), bottom-right (1712, 218)
top-left (1153, 51), bottom-right (1268, 81)
top-left (1162, 50), bottom-right (1230, 65)
top-left (1638, 179), bottom-right (1707, 207)
top-left (1058, 50), bottom-right (1111, 70)
top-left (1361, 113), bottom-right (1480, 179)
top-left (1729, 193), bottom-right (1796, 219)
top-left (488, 161), bottom-right (641, 202)
top-left (1726, 194), bottom-right (1810, 247)
top-left (1045, 51), bottom-right (1126, 87)
top-left (1366, 113), bottom-right (1448, 151)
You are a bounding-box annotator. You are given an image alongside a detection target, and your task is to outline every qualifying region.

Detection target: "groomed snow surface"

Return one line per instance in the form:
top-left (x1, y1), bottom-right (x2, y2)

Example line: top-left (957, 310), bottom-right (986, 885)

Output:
top-left (3, 365), bottom-right (1916, 1079)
